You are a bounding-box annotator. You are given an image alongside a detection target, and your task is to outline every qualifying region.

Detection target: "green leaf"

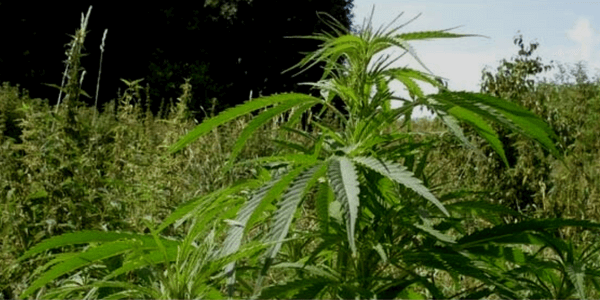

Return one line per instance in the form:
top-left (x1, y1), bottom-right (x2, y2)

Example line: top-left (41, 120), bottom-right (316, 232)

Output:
top-left (434, 109), bottom-right (480, 152)
top-left (104, 247), bottom-right (178, 280)
top-left (386, 67), bottom-right (445, 95)
top-left (169, 93), bottom-right (321, 153)
top-left (373, 243), bottom-right (388, 263)
top-left (259, 278), bottom-right (330, 299)
top-left (414, 223), bottom-right (455, 244)
top-left (19, 231), bottom-right (177, 262)
top-left (271, 262), bottom-right (342, 281)
top-left (20, 240), bottom-right (141, 299)
top-left (388, 36), bottom-right (434, 75)
top-left (265, 163), bottom-right (325, 261)
top-left (315, 180), bottom-right (334, 234)
top-left (254, 163), bottom-right (325, 295)
top-left (228, 98), bottom-right (318, 168)
top-left (430, 91), bottom-right (561, 160)
top-left (237, 154), bottom-right (317, 168)
top-left (376, 279), bottom-right (420, 300)
top-left (88, 281), bottom-right (161, 299)
top-left (328, 156), bottom-right (360, 255)
top-left (353, 156), bottom-right (448, 216)
top-left (448, 105), bottom-right (508, 166)
top-left (393, 74), bottom-right (424, 99)
top-left (283, 102), bottom-right (317, 129)
top-left (271, 139), bottom-right (312, 154)
top-left (221, 181), bottom-right (276, 283)
top-left (157, 179), bottom-right (260, 233)
top-left (143, 220), bottom-right (169, 268)
top-left (457, 219), bottom-right (600, 249)
top-left (27, 189), bottom-right (48, 200)
top-left (446, 200), bottom-right (522, 225)
top-left (221, 165), bottom-right (307, 295)
top-left (244, 166), bottom-right (309, 237)
top-left (397, 29), bottom-right (483, 42)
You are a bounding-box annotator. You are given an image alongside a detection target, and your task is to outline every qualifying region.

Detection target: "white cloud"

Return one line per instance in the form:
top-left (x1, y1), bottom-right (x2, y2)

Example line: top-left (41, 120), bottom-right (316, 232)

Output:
top-left (566, 17), bottom-right (600, 62)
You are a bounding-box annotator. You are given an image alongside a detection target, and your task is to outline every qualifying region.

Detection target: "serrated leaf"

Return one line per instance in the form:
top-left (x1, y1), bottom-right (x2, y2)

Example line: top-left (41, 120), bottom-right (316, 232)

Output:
top-left (271, 139), bottom-right (312, 154)
top-left (259, 278), bottom-right (329, 299)
top-left (446, 200), bottom-right (522, 218)
top-left (221, 181), bottom-right (275, 286)
top-left (20, 240), bottom-right (140, 299)
top-left (430, 91), bottom-right (561, 160)
top-left (457, 219), bottom-right (600, 249)
top-left (157, 179), bottom-right (261, 233)
top-left (283, 102), bottom-right (316, 129)
top-left (315, 181), bottom-right (334, 234)
top-left (567, 262), bottom-right (586, 299)
top-left (373, 243), bottom-right (388, 263)
top-left (19, 231), bottom-right (177, 262)
top-left (104, 247), bottom-right (178, 280)
top-left (328, 156), bottom-right (360, 255)
top-left (436, 110), bottom-right (479, 152)
top-left (221, 165), bottom-right (307, 295)
top-left (271, 262), bottom-right (342, 281)
top-left (228, 98), bottom-right (317, 168)
top-left (169, 93), bottom-right (322, 153)
top-left (353, 156), bottom-right (448, 216)
top-left (386, 67), bottom-right (445, 94)
top-left (449, 105), bottom-right (507, 166)
top-left (414, 223), bottom-right (455, 244)
top-left (388, 36), bottom-right (434, 75)
top-left (88, 281), bottom-right (160, 299)
top-left (265, 163), bottom-right (325, 261)
top-left (397, 29), bottom-right (483, 42)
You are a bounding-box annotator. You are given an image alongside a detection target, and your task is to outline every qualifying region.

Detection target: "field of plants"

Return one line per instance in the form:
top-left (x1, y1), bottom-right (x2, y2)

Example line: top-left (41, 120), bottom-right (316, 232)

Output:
top-left (2, 8), bottom-right (600, 300)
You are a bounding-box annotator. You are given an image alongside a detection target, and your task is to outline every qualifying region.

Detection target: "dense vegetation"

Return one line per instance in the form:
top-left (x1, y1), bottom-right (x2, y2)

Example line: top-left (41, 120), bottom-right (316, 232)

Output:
top-left (2, 6), bottom-right (600, 300)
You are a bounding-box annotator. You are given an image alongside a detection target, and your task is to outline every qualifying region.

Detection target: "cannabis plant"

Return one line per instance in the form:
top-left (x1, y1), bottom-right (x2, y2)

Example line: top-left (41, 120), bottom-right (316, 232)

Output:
top-left (18, 10), bottom-right (600, 299)
top-left (165, 12), bottom-right (576, 298)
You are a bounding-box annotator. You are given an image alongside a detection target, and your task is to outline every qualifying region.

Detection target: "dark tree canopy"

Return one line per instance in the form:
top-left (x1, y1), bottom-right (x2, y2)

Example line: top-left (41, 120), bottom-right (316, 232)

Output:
top-left (0, 1), bottom-right (354, 117)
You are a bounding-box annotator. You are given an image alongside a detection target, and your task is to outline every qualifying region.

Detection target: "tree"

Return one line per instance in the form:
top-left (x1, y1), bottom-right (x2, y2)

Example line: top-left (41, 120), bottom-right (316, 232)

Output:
top-left (0, 1), bottom-right (354, 118)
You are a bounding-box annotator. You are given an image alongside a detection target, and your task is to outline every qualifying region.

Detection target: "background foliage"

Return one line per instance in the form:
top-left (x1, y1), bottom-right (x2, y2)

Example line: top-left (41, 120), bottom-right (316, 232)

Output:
top-left (0, 0), bottom-right (353, 117)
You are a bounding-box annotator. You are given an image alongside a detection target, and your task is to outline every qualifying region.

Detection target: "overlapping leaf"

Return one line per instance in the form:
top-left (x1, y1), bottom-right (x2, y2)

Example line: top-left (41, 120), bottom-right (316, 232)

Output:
top-left (228, 97), bottom-right (319, 167)
top-left (21, 240), bottom-right (159, 299)
top-left (221, 165), bottom-right (308, 295)
top-left (457, 219), bottom-right (600, 249)
top-left (352, 156), bottom-right (448, 216)
top-left (169, 93), bottom-right (322, 154)
top-left (429, 91), bottom-right (561, 160)
top-left (264, 163), bottom-right (326, 261)
top-left (328, 156), bottom-right (360, 255)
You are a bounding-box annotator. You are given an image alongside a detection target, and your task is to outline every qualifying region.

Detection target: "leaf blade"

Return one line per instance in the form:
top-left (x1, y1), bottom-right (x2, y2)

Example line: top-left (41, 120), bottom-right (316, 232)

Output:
top-left (169, 93), bottom-right (322, 153)
top-left (353, 156), bottom-right (448, 216)
top-left (328, 156), bottom-right (360, 255)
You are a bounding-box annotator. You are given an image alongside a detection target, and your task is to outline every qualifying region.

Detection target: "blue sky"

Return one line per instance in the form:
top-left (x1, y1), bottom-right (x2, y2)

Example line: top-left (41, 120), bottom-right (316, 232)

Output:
top-left (350, 1), bottom-right (600, 116)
